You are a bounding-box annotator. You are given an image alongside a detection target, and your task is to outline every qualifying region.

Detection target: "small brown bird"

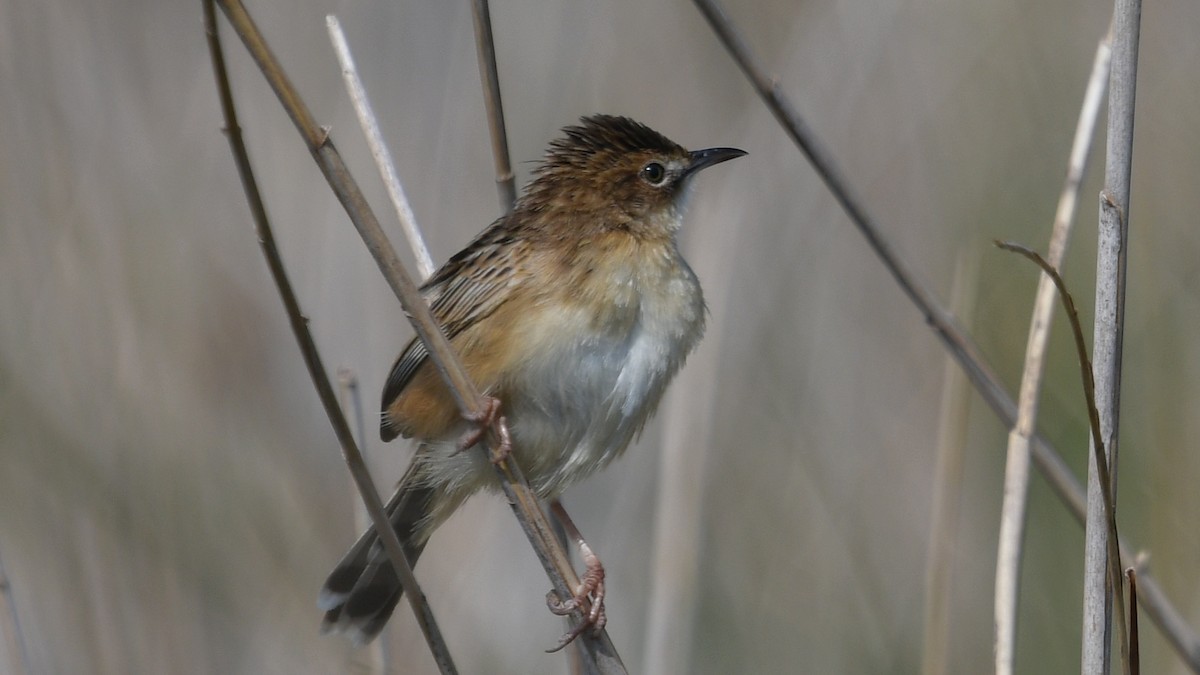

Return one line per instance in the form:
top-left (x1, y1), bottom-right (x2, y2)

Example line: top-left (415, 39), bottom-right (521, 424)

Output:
top-left (318, 114), bottom-right (745, 644)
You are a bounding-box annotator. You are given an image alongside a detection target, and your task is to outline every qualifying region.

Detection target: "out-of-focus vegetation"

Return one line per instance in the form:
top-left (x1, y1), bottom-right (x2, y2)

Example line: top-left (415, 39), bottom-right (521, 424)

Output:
top-left (1, 1), bottom-right (1197, 673)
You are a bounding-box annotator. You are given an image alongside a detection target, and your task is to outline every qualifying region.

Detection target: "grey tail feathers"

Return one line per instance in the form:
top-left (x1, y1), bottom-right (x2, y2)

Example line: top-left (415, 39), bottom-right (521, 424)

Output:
top-left (317, 468), bottom-right (438, 645)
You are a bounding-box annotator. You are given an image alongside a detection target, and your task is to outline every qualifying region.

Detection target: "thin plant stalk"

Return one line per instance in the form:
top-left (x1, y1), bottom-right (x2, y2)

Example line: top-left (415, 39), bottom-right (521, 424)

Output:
top-left (640, 362), bottom-right (710, 673)
top-left (210, 1), bottom-right (625, 670)
top-left (337, 368), bottom-right (387, 675)
top-left (641, 229), bottom-right (735, 674)
top-left (994, 28), bottom-right (1112, 675)
top-left (921, 249), bottom-right (978, 675)
top-left (326, 15), bottom-right (436, 279)
top-left (1084, 0), bottom-right (1142, 670)
top-left (1128, 567), bottom-right (1141, 675)
top-left (468, 0), bottom-right (517, 211)
top-left (336, 368), bottom-right (371, 530)
top-left (204, 4), bottom-right (456, 672)
top-left (691, 1), bottom-right (1199, 670)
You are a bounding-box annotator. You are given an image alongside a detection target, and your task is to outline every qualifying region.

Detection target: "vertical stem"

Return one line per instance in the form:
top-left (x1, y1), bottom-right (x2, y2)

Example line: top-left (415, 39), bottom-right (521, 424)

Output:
top-left (1127, 568), bottom-right (1141, 675)
top-left (1083, 0), bottom-right (1140, 671)
top-left (921, 250), bottom-right (977, 675)
top-left (642, 366), bottom-right (712, 674)
top-left (469, 0), bottom-right (517, 211)
top-left (337, 369), bottom-right (387, 675)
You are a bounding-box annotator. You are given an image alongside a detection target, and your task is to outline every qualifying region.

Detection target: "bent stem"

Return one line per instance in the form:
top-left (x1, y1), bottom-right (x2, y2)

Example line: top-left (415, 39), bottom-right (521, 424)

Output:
top-left (995, 241), bottom-right (1128, 671)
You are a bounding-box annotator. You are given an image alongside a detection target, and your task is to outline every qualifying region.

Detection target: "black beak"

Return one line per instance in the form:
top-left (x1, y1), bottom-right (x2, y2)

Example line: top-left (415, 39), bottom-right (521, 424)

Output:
top-left (684, 147), bottom-right (747, 178)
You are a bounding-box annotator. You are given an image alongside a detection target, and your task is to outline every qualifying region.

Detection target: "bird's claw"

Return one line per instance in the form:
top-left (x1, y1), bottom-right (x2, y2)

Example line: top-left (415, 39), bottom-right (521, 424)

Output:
top-left (544, 556), bottom-right (606, 652)
top-left (454, 396), bottom-right (513, 464)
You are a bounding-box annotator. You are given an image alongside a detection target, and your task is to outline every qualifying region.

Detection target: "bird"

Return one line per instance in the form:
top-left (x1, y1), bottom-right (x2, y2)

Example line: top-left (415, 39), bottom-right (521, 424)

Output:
top-left (318, 114), bottom-right (745, 645)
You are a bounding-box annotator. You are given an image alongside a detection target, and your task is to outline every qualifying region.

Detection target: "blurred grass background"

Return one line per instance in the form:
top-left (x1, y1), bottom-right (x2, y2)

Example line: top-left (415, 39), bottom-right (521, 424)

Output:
top-left (1, 0), bottom-right (1198, 673)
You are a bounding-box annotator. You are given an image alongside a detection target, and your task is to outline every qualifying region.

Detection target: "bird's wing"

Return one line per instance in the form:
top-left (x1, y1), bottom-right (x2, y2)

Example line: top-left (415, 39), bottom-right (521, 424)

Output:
top-left (379, 220), bottom-right (527, 432)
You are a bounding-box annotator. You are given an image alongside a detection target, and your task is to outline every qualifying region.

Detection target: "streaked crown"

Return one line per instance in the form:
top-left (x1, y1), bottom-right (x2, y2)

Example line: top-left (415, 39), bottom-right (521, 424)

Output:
top-left (519, 115), bottom-right (745, 225)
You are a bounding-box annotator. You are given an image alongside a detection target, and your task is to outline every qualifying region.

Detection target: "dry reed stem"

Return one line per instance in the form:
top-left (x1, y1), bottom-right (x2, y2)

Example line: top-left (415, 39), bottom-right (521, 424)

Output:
top-left (469, 0), bottom-right (517, 211)
top-left (921, 249), bottom-right (978, 675)
top-left (326, 16), bottom-right (436, 280)
top-left (1083, 0), bottom-right (1141, 670)
top-left (337, 368), bottom-right (388, 675)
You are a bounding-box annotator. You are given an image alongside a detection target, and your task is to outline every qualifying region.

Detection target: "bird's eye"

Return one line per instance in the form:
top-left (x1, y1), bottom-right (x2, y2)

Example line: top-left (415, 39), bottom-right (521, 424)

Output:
top-left (641, 162), bottom-right (667, 186)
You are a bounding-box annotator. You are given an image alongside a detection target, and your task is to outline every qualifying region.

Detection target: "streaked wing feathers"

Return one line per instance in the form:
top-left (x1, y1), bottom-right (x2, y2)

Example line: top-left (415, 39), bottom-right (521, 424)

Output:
top-left (379, 220), bottom-right (527, 438)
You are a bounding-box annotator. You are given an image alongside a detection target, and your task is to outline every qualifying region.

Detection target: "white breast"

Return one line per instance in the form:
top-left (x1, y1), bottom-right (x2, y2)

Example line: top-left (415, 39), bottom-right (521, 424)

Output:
top-left (507, 248), bottom-right (706, 495)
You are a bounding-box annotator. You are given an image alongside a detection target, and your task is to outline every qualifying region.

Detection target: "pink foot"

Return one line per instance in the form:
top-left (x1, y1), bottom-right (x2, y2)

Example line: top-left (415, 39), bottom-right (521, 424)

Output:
top-left (545, 542), bottom-right (606, 652)
top-left (455, 396), bottom-right (513, 464)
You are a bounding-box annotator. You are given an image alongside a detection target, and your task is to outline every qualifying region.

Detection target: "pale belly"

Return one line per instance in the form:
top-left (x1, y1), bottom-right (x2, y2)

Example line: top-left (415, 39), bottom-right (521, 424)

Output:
top-left (506, 305), bottom-right (698, 494)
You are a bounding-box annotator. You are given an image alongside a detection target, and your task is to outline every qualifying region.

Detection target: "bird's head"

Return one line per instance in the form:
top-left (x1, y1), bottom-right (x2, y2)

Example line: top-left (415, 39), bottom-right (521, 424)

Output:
top-left (521, 115), bottom-right (745, 234)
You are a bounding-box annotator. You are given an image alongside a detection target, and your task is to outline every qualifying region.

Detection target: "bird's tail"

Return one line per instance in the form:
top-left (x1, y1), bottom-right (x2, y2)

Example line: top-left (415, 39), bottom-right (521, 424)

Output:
top-left (318, 461), bottom-right (440, 645)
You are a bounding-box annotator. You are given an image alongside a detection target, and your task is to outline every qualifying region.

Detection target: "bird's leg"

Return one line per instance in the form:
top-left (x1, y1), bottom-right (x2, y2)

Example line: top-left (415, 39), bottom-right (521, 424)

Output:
top-left (545, 499), bottom-right (607, 652)
top-left (455, 395), bottom-right (513, 464)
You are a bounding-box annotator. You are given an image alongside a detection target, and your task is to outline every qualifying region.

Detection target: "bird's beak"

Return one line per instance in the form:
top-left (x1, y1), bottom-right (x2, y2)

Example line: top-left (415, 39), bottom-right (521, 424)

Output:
top-left (684, 147), bottom-right (747, 178)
